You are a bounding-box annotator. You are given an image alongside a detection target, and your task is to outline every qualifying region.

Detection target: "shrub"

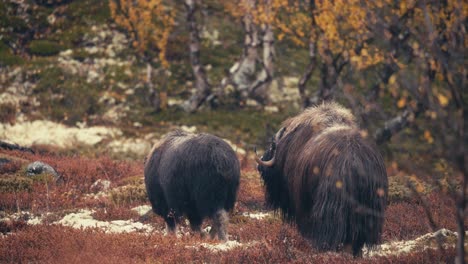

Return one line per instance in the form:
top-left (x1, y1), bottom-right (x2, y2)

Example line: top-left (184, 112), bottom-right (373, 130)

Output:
top-left (0, 176), bottom-right (33, 193)
top-left (29, 40), bottom-right (64, 56)
top-left (109, 183), bottom-right (147, 206)
top-left (0, 42), bottom-right (23, 66)
top-left (0, 103), bottom-right (16, 124)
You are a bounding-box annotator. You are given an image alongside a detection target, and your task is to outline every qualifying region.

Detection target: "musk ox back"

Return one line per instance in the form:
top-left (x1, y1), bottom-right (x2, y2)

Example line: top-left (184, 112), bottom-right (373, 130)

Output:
top-left (144, 130), bottom-right (240, 240)
top-left (256, 102), bottom-right (388, 256)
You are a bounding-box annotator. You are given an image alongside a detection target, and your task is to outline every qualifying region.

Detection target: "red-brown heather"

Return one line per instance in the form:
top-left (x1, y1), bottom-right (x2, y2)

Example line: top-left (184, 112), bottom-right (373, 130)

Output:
top-left (0, 149), bottom-right (459, 263)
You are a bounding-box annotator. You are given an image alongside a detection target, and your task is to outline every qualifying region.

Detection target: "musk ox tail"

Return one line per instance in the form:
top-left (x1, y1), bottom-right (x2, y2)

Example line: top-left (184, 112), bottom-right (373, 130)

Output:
top-left (296, 127), bottom-right (388, 255)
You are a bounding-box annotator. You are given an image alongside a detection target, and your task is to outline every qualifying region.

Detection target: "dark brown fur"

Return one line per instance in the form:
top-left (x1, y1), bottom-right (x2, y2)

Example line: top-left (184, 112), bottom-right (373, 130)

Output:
top-left (257, 102), bottom-right (388, 256)
top-left (144, 130), bottom-right (240, 240)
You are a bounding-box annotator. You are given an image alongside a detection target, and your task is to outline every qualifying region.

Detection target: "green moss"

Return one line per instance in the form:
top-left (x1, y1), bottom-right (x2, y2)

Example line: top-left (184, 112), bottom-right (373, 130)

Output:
top-left (51, 26), bottom-right (87, 49)
top-left (0, 4), bottom-right (27, 32)
top-left (0, 41), bottom-right (23, 66)
top-left (109, 184), bottom-right (147, 205)
top-left (0, 176), bottom-right (33, 193)
top-left (126, 106), bottom-right (294, 147)
top-left (70, 48), bottom-right (91, 61)
top-left (66, 0), bottom-right (110, 24)
top-left (118, 176), bottom-right (145, 187)
top-left (34, 66), bottom-right (103, 125)
top-left (29, 40), bottom-right (65, 56)
top-left (29, 173), bottom-right (56, 185)
top-left (387, 174), bottom-right (434, 203)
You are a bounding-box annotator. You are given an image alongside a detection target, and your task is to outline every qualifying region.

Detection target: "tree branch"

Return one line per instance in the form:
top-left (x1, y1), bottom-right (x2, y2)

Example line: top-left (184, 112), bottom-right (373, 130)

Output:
top-left (374, 103), bottom-right (424, 145)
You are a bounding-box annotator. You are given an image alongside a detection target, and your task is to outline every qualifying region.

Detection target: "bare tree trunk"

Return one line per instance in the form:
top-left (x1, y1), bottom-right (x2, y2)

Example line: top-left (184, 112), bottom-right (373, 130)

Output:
top-left (298, 41), bottom-right (317, 108)
top-left (229, 0), bottom-right (259, 102)
top-left (298, 0), bottom-right (348, 108)
top-left (298, 0), bottom-right (318, 108)
top-left (146, 62), bottom-right (162, 111)
top-left (248, 4), bottom-right (274, 103)
top-left (220, 0), bottom-right (274, 105)
top-left (183, 0), bottom-right (211, 113)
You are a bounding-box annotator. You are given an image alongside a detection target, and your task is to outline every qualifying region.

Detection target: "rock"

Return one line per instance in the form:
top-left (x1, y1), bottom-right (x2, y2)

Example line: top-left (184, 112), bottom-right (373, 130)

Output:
top-left (86, 46), bottom-right (99, 54)
top-left (102, 105), bottom-right (130, 123)
top-left (168, 98), bottom-right (184, 107)
top-left (365, 228), bottom-right (458, 257)
top-left (59, 49), bottom-right (73, 57)
top-left (264, 106), bottom-right (279, 113)
top-left (90, 179), bottom-right (111, 193)
top-left (47, 14), bottom-right (56, 24)
top-left (283, 76), bottom-right (299, 88)
top-left (26, 161), bottom-right (60, 180)
top-left (180, 126), bottom-right (197, 133)
top-left (246, 99), bottom-right (259, 107)
top-left (131, 205), bottom-right (152, 216)
top-left (86, 70), bottom-right (100, 83)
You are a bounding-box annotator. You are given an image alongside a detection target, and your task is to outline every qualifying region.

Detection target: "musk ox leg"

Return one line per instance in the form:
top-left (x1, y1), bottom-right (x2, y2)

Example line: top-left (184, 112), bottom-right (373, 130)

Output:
top-left (164, 209), bottom-right (177, 235)
top-left (343, 243), bottom-right (363, 257)
top-left (165, 222), bottom-right (177, 235)
top-left (189, 216), bottom-right (207, 238)
top-left (210, 209), bottom-right (229, 241)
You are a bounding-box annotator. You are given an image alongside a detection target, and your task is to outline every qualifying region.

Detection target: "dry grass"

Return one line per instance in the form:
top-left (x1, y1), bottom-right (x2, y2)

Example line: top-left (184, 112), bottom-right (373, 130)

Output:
top-left (0, 149), bottom-right (460, 263)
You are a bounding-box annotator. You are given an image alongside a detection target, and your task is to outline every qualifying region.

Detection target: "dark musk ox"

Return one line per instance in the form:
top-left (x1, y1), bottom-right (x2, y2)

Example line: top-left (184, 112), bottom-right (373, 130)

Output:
top-left (256, 102), bottom-right (388, 256)
top-left (144, 130), bottom-right (240, 240)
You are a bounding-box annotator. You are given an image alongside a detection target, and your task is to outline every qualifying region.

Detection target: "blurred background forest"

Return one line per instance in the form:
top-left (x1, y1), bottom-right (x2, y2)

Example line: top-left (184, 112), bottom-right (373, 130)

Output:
top-left (0, 0), bottom-right (465, 169)
top-left (0, 0), bottom-right (466, 262)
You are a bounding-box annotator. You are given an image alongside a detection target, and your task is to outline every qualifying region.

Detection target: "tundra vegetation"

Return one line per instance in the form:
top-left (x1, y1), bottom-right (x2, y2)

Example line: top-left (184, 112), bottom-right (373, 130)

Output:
top-left (0, 0), bottom-right (466, 263)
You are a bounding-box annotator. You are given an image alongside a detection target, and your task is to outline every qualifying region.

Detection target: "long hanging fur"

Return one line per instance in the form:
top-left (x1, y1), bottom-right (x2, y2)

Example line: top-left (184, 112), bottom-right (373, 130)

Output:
top-left (145, 130), bottom-right (240, 240)
top-left (257, 102), bottom-right (388, 255)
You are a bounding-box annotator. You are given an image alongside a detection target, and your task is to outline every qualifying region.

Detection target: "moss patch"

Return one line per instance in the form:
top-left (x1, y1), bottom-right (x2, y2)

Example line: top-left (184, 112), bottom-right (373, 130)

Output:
top-left (125, 106), bottom-right (294, 147)
top-left (109, 183), bottom-right (147, 206)
top-left (0, 176), bottom-right (33, 193)
top-left (33, 66), bottom-right (103, 125)
top-left (388, 174), bottom-right (435, 203)
top-left (29, 40), bottom-right (65, 56)
top-left (0, 41), bottom-right (23, 66)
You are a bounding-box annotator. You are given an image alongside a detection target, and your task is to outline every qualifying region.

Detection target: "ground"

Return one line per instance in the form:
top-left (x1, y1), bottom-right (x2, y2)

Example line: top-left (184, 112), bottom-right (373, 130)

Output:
top-left (0, 147), bottom-right (462, 263)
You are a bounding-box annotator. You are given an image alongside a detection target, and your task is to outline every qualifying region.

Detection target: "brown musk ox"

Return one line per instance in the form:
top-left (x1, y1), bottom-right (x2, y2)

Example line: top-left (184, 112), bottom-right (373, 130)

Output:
top-left (256, 102), bottom-right (388, 256)
top-left (144, 130), bottom-right (240, 240)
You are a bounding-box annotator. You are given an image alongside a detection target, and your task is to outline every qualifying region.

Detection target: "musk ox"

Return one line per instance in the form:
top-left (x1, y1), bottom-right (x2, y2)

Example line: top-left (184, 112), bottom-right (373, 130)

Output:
top-left (256, 102), bottom-right (388, 256)
top-left (144, 130), bottom-right (240, 240)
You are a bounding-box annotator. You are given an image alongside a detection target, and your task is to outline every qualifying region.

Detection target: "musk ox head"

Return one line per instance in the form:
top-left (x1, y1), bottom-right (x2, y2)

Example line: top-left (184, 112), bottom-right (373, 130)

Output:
top-left (256, 102), bottom-right (388, 256)
top-left (144, 130), bottom-right (240, 241)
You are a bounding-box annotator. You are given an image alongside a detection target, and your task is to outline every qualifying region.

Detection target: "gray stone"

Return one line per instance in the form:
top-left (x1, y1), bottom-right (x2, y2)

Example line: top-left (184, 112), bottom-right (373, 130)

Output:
top-left (26, 161), bottom-right (60, 180)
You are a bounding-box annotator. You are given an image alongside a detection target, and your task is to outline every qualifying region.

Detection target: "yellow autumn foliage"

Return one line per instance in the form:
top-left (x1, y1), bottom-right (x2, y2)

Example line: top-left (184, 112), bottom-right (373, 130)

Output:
top-left (109, 0), bottom-right (175, 67)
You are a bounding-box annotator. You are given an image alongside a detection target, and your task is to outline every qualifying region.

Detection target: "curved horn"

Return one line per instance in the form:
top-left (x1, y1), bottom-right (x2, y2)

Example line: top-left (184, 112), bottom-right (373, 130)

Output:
top-left (255, 154), bottom-right (275, 167)
top-left (254, 143), bottom-right (277, 167)
top-left (275, 127), bottom-right (286, 142)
